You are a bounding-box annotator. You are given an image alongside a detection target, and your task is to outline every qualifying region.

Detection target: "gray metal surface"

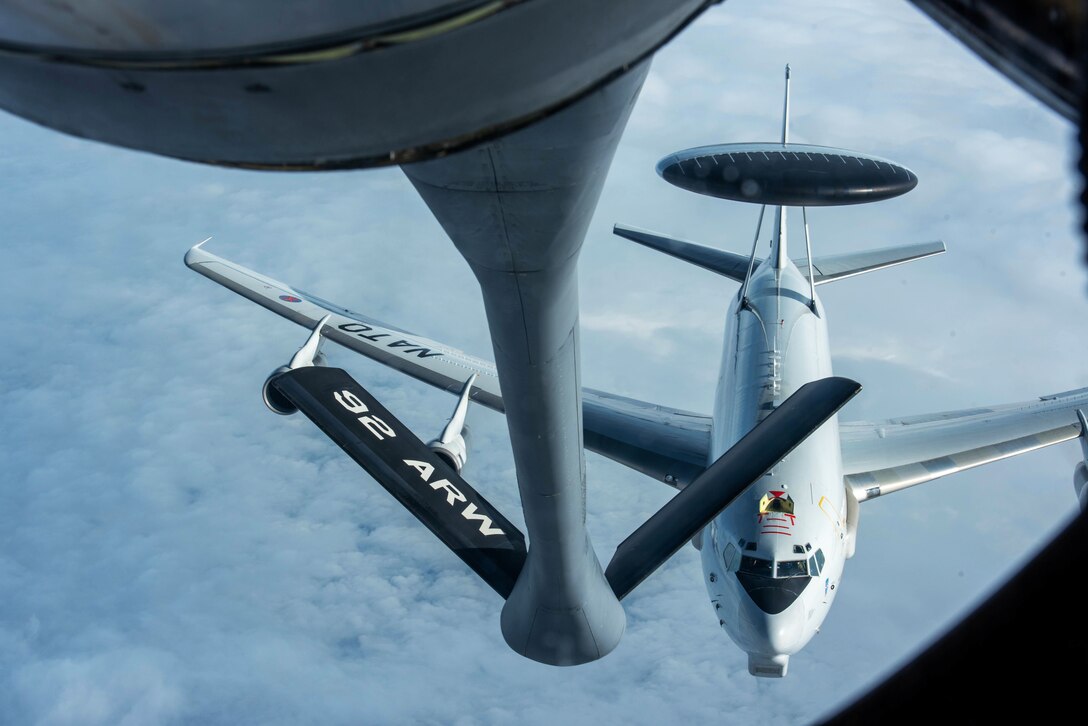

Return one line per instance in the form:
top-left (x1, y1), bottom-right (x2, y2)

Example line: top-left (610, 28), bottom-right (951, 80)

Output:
top-left (0, 2), bottom-right (471, 50)
top-left (0, 0), bottom-right (709, 168)
top-left (583, 389), bottom-right (710, 488)
top-left (656, 143), bottom-right (918, 206)
top-left (402, 63), bottom-right (650, 665)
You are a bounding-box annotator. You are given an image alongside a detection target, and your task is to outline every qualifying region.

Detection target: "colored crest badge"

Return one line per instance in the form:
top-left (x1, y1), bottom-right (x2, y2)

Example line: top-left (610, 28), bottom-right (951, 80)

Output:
top-left (757, 490), bottom-right (796, 535)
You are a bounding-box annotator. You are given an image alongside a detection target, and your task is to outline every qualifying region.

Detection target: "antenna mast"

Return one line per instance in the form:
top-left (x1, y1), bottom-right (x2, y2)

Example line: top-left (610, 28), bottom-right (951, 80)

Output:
top-left (781, 63), bottom-right (791, 144)
top-left (773, 64), bottom-right (791, 270)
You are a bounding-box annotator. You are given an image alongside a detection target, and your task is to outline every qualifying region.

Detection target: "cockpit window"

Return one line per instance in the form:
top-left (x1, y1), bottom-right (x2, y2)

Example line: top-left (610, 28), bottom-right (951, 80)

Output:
top-left (739, 557), bottom-right (818, 579)
top-left (775, 559), bottom-right (809, 578)
top-left (722, 543), bottom-right (739, 571)
top-left (739, 555), bottom-right (774, 577)
top-left (740, 555), bottom-right (811, 579)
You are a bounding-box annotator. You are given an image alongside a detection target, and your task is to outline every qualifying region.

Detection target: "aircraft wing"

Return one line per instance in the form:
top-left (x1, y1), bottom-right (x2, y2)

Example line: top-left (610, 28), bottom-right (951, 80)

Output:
top-left (185, 242), bottom-right (712, 487)
top-left (840, 387), bottom-right (1088, 502)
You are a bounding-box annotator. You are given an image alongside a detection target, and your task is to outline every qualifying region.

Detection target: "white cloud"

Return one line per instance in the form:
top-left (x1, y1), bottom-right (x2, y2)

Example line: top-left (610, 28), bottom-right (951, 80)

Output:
top-left (0, 0), bottom-right (1085, 723)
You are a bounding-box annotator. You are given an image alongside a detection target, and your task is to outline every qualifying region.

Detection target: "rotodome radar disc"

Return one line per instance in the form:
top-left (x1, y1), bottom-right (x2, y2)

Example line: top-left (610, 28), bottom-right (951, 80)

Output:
top-left (656, 143), bottom-right (918, 206)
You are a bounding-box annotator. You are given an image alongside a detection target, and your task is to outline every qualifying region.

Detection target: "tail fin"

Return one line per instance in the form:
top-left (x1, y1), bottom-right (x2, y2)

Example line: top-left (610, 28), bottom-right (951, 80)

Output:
top-left (614, 223), bottom-right (944, 285)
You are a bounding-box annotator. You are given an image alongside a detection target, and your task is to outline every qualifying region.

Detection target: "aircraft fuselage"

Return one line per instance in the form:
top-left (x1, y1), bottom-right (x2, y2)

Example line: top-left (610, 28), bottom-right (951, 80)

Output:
top-left (703, 212), bottom-right (851, 677)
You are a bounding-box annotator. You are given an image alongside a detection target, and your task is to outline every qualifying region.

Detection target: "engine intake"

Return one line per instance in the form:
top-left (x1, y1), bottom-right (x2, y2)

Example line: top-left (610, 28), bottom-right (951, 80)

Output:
top-left (262, 315), bottom-right (329, 415)
top-left (263, 366), bottom-right (296, 415)
top-left (429, 427), bottom-right (469, 473)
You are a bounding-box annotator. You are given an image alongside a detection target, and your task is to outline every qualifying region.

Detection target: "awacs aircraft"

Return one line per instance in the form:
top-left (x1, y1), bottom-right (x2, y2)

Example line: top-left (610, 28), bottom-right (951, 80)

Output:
top-left (186, 67), bottom-right (1088, 676)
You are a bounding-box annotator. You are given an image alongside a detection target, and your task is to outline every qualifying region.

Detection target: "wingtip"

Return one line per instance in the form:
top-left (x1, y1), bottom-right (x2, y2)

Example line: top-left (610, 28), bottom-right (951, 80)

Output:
top-left (184, 237), bottom-right (214, 267)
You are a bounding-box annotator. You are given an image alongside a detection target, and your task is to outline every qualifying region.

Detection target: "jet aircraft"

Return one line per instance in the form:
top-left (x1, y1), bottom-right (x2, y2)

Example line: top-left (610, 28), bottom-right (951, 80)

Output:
top-left (186, 67), bottom-right (1088, 676)
top-left (1, 0), bottom-right (1081, 693)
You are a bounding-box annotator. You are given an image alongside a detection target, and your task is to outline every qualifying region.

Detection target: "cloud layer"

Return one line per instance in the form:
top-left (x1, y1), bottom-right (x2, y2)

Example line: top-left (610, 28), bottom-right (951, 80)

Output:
top-left (1, 1), bottom-right (1085, 724)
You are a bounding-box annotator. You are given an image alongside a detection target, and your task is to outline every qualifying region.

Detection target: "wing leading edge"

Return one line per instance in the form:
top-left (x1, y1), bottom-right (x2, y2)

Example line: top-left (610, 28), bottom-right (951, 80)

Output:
top-left (185, 242), bottom-right (712, 487)
top-left (841, 387), bottom-right (1088, 502)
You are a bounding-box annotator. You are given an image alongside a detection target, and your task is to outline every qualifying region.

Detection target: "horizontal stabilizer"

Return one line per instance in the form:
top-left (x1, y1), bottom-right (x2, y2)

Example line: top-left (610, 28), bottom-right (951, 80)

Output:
top-left (613, 224), bottom-right (752, 283)
top-left (271, 366), bottom-right (527, 598)
top-left (614, 224), bottom-right (943, 285)
top-left (795, 241), bottom-right (946, 284)
top-left (605, 376), bottom-right (862, 600)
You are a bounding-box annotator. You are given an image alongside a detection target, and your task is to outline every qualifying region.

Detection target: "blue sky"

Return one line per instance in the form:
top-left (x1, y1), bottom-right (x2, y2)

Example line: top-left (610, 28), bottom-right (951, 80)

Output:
top-left (1, 1), bottom-right (1086, 724)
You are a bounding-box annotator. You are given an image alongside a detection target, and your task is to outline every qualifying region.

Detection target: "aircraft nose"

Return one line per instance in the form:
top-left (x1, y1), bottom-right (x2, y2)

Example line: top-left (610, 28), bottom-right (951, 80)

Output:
top-left (737, 571), bottom-right (810, 615)
top-left (742, 600), bottom-right (806, 655)
top-left (765, 607), bottom-right (805, 654)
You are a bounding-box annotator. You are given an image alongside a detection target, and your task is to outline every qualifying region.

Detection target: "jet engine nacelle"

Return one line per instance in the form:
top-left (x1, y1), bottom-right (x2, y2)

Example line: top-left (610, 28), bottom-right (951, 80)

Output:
top-left (263, 352), bottom-right (328, 415)
top-left (1075, 461), bottom-right (1088, 511)
top-left (428, 430), bottom-right (469, 474)
top-left (263, 366), bottom-right (297, 415)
